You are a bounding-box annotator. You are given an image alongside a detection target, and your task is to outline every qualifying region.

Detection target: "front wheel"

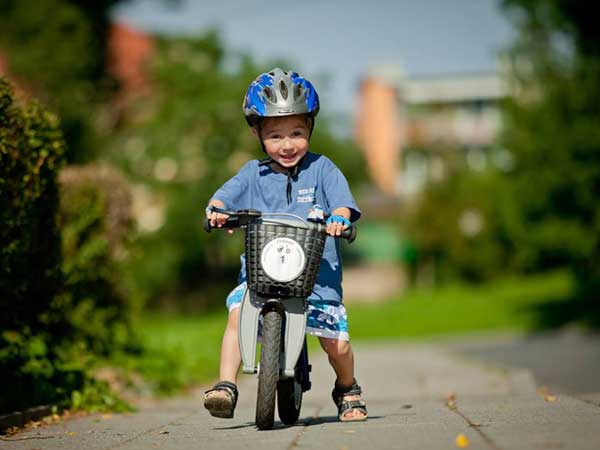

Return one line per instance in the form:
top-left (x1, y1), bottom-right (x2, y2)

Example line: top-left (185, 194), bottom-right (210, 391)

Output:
top-left (255, 310), bottom-right (282, 430)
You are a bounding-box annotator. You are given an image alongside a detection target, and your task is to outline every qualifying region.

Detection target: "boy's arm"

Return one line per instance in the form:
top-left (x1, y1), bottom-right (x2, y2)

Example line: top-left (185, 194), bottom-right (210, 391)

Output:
top-left (321, 158), bottom-right (361, 229)
top-left (206, 161), bottom-right (253, 227)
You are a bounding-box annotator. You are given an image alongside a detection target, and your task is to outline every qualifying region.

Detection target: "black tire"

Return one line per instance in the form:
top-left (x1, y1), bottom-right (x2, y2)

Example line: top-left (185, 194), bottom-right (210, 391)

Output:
top-left (255, 310), bottom-right (282, 430)
top-left (277, 378), bottom-right (302, 425)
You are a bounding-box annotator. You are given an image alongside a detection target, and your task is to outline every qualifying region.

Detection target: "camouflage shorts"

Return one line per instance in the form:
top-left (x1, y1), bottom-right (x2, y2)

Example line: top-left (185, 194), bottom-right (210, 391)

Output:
top-left (226, 282), bottom-right (349, 341)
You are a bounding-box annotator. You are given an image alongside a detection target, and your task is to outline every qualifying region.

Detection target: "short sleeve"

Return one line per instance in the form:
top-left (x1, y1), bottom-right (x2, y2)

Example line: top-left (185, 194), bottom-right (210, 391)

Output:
top-left (209, 160), bottom-right (254, 210)
top-left (321, 157), bottom-right (361, 222)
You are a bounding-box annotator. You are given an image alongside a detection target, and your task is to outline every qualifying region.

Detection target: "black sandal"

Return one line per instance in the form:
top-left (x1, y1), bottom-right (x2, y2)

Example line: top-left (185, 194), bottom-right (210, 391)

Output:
top-left (204, 381), bottom-right (239, 418)
top-left (331, 378), bottom-right (368, 422)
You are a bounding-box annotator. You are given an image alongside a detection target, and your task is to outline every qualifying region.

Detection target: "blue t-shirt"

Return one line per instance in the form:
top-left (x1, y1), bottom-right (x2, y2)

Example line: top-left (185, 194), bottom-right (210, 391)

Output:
top-left (210, 151), bottom-right (361, 302)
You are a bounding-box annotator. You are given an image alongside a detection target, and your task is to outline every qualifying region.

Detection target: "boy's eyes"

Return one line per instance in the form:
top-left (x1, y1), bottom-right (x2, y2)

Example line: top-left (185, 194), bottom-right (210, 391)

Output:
top-left (265, 129), bottom-right (306, 140)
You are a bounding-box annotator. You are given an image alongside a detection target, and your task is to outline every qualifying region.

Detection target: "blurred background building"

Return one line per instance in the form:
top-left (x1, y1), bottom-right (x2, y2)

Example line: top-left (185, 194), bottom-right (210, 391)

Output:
top-left (356, 68), bottom-right (506, 198)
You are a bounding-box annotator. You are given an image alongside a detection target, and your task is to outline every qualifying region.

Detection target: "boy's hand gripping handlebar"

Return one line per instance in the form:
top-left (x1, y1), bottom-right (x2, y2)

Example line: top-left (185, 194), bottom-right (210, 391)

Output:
top-left (203, 206), bottom-right (357, 243)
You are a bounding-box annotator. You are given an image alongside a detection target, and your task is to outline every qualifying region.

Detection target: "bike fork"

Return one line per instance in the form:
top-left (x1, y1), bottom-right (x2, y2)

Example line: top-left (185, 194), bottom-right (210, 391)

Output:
top-left (238, 289), bottom-right (307, 379)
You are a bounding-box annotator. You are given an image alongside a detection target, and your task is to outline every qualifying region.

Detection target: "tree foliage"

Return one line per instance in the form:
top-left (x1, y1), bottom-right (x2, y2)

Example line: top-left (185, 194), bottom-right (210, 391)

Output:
top-left (0, 0), bottom-right (120, 163)
top-left (406, 168), bottom-right (516, 282)
top-left (501, 0), bottom-right (600, 297)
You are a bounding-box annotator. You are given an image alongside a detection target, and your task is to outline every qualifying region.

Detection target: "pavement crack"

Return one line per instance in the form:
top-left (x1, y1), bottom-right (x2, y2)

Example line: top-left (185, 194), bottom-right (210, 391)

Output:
top-left (445, 399), bottom-right (501, 450)
top-left (287, 406), bottom-right (323, 450)
top-left (0, 435), bottom-right (55, 441)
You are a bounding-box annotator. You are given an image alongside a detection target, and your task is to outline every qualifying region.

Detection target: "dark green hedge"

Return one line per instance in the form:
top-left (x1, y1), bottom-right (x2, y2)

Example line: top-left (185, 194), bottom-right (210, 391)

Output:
top-left (1, 77), bottom-right (138, 414)
top-left (0, 76), bottom-right (69, 412)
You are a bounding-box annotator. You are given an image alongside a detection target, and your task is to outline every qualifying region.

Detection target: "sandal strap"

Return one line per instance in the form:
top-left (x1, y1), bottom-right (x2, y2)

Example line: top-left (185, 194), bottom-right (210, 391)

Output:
top-left (338, 399), bottom-right (368, 416)
top-left (205, 381), bottom-right (239, 405)
top-left (340, 399), bottom-right (366, 409)
top-left (332, 378), bottom-right (363, 404)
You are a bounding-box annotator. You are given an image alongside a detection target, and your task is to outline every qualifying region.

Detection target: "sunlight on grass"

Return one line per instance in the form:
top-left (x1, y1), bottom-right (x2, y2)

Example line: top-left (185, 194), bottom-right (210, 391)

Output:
top-left (349, 270), bottom-right (572, 339)
top-left (134, 310), bottom-right (227, 392)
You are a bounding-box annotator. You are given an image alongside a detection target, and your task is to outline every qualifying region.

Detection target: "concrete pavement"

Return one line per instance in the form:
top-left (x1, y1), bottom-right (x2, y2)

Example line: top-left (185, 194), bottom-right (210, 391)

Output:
top-left (2, 338), bottom-right (599, 450)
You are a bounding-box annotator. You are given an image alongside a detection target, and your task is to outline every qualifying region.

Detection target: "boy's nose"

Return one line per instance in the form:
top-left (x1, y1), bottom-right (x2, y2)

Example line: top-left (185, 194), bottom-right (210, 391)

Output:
top-left (281, 137), bottom-right (294, 150)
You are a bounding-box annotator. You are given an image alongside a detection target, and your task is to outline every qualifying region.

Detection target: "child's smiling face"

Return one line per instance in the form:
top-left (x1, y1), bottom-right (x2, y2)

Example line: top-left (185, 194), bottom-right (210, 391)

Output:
top-left (254, 115), bottom-right (311, 170)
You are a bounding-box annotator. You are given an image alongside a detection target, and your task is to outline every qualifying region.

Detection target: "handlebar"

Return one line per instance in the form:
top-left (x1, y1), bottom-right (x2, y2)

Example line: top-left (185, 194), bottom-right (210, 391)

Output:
top-left (204, 207), bottom-right (357, 243)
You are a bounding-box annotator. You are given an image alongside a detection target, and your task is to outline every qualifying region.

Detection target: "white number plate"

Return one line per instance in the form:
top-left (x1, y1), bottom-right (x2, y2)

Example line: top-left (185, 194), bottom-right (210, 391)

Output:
top-left (260, 237), bottom-right (306, 282)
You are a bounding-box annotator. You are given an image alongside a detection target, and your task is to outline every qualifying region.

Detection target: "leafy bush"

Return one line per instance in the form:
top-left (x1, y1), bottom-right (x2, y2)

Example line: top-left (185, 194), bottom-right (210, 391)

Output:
top-left (1, 77), bottom-right (139, 414)
top-left (0, 76), bottom-right (69, 412)
top-left (58, 164), bottom-right (141, 356)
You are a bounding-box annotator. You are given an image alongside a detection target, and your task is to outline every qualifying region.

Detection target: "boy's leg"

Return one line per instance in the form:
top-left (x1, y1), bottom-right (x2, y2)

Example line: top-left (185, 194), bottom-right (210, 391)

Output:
top-left (319, 337), bottom-right (366, 420)
top-left (219, 307), bottom-right (242, 382)
top-left (205, 307), bottom-right (241, 401)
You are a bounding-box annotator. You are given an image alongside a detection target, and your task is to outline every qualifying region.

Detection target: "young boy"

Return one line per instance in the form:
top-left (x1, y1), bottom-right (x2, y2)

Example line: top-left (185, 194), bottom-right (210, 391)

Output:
top-left (203, 68), bottom-right (367, 422)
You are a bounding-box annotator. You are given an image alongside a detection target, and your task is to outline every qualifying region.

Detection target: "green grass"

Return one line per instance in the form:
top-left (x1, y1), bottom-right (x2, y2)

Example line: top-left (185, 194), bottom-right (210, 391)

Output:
top-left (131, 270), bottom-right (572, 392)
top-left (349, 269), bottom-right (572, 339)
top-left (130, 310), bottom-right (228, 393)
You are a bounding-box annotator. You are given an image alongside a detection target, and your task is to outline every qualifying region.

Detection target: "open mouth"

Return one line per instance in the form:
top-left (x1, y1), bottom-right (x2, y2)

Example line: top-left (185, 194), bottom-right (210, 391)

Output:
top-left (280, 154), bottom-right (297, 162)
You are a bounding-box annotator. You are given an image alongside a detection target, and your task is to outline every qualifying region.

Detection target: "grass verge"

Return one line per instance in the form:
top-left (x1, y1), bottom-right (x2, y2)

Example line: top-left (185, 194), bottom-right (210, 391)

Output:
top-left (349, 269), bottom-right (573, 339)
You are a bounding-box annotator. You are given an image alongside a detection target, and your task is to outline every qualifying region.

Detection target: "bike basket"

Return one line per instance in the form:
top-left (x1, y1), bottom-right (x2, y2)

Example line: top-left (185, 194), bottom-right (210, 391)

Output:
top-left (245, 222), bottom-right (326, 298)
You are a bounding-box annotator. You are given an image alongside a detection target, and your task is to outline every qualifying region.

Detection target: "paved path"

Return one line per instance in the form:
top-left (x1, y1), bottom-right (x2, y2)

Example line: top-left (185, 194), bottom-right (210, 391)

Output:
top-left (2, 339), bottom-right (600, 450)
top-left (444, 329), bottom-right (600, 401)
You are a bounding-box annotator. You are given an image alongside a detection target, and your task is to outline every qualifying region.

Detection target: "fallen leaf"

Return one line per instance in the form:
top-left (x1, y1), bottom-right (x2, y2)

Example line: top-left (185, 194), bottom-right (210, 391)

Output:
top-left (455, 433), bottom-right (470, 448)
top-left (343, 430), bottom-right (356, 434)
top-left (101, 414), bottom-right (113, 420)
top-left (446, 400), bottom-right (457, 410)
top-left (159, 430), bottom-right (170, 435)
top-left (446, 392), bottom-right (457, 402)
top-left (539, 386), bottom-right (558, 402)
top-left (66, 431), bottom-right (77, 436)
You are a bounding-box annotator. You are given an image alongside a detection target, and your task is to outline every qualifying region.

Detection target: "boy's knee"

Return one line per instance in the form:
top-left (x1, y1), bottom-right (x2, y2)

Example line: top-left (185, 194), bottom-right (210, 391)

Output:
top-left (320, 338), bottom-right (351, 360)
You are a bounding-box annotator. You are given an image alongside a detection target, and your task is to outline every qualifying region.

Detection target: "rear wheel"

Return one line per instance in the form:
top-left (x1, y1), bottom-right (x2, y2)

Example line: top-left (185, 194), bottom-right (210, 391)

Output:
top-left (277, 378), bottom-right (302, 425)
top-left (255, 310), bottom-right (282, 430)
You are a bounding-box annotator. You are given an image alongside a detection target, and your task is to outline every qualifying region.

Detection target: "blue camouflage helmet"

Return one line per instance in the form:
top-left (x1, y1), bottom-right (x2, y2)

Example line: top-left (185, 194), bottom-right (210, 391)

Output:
top-left (242, 68), bottom-right (320, 127)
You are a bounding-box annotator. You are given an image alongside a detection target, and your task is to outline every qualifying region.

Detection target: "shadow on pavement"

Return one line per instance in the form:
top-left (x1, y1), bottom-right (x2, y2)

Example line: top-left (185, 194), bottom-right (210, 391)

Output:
top-left (213, 415), bottom-right (384, 430)
top-left (446, 329), bottom-right (600, 395)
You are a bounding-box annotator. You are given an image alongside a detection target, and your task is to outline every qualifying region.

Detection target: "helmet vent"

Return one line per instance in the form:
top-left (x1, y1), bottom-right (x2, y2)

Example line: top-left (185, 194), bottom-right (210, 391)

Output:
top-left (279, 79), bottom-right (288, 100)
top-left (264, 87), bottom-right (275, 102)
top-left (294, 84), bottom-right (302, 100)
